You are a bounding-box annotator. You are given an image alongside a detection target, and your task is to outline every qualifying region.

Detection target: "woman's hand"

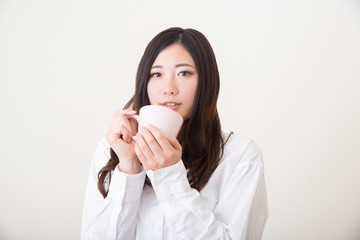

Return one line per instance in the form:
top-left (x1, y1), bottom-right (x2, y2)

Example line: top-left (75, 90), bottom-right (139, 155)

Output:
top-left (134, 124), bottom-right (182, 171)
top-left (105, 109), bottom-right (141, 174)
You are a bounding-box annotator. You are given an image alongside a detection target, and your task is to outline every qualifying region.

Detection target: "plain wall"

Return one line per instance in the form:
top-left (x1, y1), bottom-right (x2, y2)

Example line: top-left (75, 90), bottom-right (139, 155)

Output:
top-left (1, 0), bottom-right (359, 239)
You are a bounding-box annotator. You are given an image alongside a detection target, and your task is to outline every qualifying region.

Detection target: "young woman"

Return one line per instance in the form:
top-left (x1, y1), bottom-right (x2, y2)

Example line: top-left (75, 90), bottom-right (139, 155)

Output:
top-left (81, 27), bottom-right (268, 240)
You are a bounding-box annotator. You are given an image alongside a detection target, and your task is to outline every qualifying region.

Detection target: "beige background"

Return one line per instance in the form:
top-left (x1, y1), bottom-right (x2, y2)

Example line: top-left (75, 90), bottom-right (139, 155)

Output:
top-left (1, 0), bottom-right (359, 239)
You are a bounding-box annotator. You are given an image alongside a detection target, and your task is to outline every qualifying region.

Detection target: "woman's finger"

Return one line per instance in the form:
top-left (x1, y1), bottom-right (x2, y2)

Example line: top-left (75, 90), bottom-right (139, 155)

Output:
top-left (113, 109), bottom-right (137, 118)
top-left (112, 110), bottom-right (137, 142)
top-left (107, 124), bottom-right (130, 143)
top-left (129, 118), bottom-right (138, 137)
top-left (135, 133), bottom-right (155, 162)
top-left (118, 120), bottom-right (134, 142)
top-left (134, 141), bottom-right (148, 166)
top-left (140, 126), bottom-right (164, 154)
top-left (145, 124), bottom-right (173, 151)
top-left (119, 125), bottom-right (132, 143)
top-left (112, 110), bottom-right (136, 131)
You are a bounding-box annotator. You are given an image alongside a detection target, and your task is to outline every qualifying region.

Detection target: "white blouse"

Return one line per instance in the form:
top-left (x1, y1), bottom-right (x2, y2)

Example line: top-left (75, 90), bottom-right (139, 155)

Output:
top-left (81, 133), bottom-right (268, 240)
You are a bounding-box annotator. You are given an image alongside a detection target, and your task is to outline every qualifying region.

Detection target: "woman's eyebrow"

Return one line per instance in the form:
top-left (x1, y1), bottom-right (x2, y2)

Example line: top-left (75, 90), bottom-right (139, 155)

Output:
top-left (175, 63), bottom-right (195, 68)
top-left (151, 63), bottom-right (195, 69)
top-left (151, 65), bottom-right (162, 69)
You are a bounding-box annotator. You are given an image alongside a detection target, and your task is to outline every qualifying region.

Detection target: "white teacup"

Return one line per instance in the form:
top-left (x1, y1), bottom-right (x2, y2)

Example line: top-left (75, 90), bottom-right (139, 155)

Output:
top-left (126, 105), bottom-right (184, 141)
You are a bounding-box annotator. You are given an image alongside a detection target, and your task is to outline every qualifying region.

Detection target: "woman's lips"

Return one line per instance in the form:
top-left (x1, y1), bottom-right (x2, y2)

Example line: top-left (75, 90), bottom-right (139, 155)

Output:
top-left (161, 102), bottom-right (181, 110)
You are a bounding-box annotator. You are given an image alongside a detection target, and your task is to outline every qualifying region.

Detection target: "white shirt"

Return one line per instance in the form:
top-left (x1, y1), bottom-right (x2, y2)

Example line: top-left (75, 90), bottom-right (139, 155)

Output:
top-left (81, 133), bottom-right (268, 240)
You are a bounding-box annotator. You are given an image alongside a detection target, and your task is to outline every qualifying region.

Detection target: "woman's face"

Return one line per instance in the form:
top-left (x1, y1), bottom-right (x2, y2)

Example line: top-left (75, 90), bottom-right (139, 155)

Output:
top-left (147, 43), bottom-right (198, 120)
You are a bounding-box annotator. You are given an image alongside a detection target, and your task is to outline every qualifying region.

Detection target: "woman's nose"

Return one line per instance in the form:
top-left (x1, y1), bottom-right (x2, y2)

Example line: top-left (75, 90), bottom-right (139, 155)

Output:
top-left (162, 77), bottom-right (178, 95)
top-left (163, 88), bottom-right (177, 95)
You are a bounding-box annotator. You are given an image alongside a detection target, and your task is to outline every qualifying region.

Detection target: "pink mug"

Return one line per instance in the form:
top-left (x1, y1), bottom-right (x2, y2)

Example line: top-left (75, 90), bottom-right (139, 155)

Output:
top-left (126, 105), bottom-right (184, 141)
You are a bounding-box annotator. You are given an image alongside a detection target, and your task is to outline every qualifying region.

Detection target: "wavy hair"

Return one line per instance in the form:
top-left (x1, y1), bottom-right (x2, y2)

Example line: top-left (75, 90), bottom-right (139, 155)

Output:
top-left (98, 27), bottom-right (225, 198)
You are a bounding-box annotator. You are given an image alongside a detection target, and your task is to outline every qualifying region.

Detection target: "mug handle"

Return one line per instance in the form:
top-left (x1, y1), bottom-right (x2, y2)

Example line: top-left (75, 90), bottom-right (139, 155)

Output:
top-left (125, 115), bottom-right (139, 141)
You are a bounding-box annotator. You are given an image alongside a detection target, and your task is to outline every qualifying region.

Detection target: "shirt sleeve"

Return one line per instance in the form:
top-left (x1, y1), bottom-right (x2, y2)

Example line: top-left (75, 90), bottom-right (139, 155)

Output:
top-left (81, 138), bottom-right (146, 240)
top-left (146, 139), bottom-right (268, 240)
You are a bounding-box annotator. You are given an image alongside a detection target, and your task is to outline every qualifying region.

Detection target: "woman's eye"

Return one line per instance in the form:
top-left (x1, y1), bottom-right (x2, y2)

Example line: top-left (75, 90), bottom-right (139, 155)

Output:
top-left (179, 71), bottom-right (191, 76)
top-left (151, 73), bottom-right (161, 78)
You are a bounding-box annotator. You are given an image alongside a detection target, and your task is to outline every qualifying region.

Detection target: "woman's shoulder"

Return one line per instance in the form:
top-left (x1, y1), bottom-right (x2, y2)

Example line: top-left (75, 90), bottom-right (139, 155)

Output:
top-left (221, 132), bottom-right (263, 167)
top-left (205, 132), bottom-right (264, 192)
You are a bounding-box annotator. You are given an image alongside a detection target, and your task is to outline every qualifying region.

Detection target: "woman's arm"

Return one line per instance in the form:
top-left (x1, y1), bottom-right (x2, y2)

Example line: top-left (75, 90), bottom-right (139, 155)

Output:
top-left (146, 139), bottom-right (268, 240)
top-left (81, 138), bottom-right (146, 240)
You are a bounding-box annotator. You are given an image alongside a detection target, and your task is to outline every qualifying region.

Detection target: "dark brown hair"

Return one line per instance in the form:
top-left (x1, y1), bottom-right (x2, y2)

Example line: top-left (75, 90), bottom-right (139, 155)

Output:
top-left (98, 27), bottom-right (225, 198)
